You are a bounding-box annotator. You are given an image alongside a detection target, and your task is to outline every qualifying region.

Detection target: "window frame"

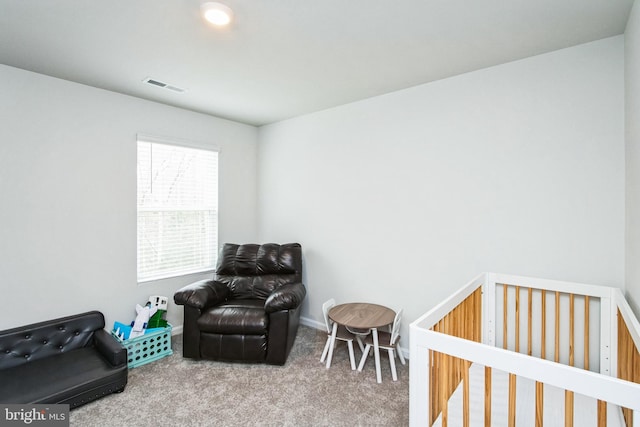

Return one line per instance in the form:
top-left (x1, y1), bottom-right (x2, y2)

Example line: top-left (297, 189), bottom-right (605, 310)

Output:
top-left (136, 133), bottom-right (220, 284)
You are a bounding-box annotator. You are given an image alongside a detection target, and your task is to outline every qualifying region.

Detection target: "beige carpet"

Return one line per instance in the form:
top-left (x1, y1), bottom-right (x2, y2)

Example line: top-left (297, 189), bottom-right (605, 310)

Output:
top-left (71, 325), bottom-right (409, 426)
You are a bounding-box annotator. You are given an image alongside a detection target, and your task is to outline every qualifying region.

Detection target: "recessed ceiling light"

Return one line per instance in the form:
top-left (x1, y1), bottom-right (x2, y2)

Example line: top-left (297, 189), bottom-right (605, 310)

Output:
top-left (201, 2), bottom-right (233, 26)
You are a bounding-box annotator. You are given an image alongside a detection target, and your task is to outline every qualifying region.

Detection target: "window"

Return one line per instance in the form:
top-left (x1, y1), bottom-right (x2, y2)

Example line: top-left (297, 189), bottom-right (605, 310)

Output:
top-left (137, 136), bottom-right (218, 282)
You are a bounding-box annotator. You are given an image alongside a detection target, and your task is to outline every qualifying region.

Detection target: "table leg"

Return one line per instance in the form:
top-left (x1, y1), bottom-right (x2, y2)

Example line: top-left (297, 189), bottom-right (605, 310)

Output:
top-left (373, 327), bottom-right (382, 383)
top-left (326, 322), bottom-right (338, 369)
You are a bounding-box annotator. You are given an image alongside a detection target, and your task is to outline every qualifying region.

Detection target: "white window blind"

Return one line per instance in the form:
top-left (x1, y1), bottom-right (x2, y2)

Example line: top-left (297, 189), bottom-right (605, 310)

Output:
top-left (137, 138), bottom-right (218, 282)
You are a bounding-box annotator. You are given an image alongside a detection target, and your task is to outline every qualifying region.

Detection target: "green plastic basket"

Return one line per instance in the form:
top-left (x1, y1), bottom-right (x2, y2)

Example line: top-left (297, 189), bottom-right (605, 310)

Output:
top-left (112, 324), bottom-right (173, 368)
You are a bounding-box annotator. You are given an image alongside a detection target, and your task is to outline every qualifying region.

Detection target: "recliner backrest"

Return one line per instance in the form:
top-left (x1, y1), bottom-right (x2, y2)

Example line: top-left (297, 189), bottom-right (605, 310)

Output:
top-left (215, 243), bottom-right (302, 300)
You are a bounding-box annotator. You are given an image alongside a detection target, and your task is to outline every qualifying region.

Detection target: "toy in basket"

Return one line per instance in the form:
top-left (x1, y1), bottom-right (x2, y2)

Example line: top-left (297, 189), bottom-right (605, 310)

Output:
top-left (147, 295), bottom-right (168, 329)
top-left (111, 296), bottom-right (173, 368)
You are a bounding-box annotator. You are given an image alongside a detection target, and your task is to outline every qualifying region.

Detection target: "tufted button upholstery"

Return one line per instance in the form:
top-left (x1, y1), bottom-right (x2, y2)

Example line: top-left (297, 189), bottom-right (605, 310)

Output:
top-left (0, 311), bottom-right (128, 408)
top-left (0, 313), bottom-right (103, 370)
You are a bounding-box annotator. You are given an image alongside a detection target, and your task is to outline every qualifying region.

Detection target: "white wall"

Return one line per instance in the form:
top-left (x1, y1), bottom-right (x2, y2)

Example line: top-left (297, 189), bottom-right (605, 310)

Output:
top-left (0, 65), bottom-right (258, 330)
top-left (258, 37), bottom-right (625, 345)
top-left (626, 0), bottom-right (640, 317)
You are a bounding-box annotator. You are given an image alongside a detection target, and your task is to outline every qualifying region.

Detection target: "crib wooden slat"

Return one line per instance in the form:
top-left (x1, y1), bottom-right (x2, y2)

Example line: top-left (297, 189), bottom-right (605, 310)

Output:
top-left (476, 287), bottom-right (482, 343)
top-left (451, 309), bottom-right (458, 401)
top-left (485, 366), bottom-right (492, 427)
top-left (478, 287), bottom-right (482, 342)
top-left (516, 286), bottom-right (521, 353)
top-left (536, 381), bottom-right (543, 427)
top-left (429, 349), bottom-right (434, 425)
top-left (504, 284), bottom-right (508, 350)
top-left (635, 336), bottom-right (640, 386)
top-left (453, 302), bottom-right (458, 339)
top-left (441, 352), bottom-right (449, 427)
top-left (429, 291), bottom-right (485, 427)
top-left (565, 390), bottom-right (574, 427)
top-left (528, 287), bottom-right (533, 356)
top-left (636, 353), bottom-right (640, 427)
top-left (541, 289), bottom-right (547, 360)
top-left (457, 355), bottom-right (463, 403)
top-left (509, 373), bottom-right (516, 427)
top-left (437, 350), bottom-right (442, 425)
top-left (430, 349), bottom-right (439, 426)
top-left (434, 349), bottom-right (439, 426)
top-left (585, 295), bottom-right (590, 371)
top-left (435, 349), bottom-right (443, 425)
top-left (555, 291), bottom-right (560, 363)
top-left (617, 310), bottom-right (639, 427)
top-left (570, 294), bottom-right (575, 367)
top-left (618, 311), bottom-right (627, 426)
top-left (471, 288), bottom-right (476, 342)
top-left (597, 399), bottom-right (607, 427)
top-left (463, 361), bottom-right (470, 427)
top-left (432, 324), bottom-right (441, 425)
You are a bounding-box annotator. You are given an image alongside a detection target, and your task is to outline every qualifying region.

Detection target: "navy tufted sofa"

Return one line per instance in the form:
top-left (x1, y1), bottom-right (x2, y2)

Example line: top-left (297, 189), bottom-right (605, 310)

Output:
top-left (0, 311), bottom-right (128, 408)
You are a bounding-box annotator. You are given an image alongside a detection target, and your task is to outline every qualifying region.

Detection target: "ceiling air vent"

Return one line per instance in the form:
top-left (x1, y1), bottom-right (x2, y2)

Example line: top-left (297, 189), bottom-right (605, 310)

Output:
top-left (165, 85), bottom-right (186, 93)
top-left (142, 77), bottom-right (186, 94)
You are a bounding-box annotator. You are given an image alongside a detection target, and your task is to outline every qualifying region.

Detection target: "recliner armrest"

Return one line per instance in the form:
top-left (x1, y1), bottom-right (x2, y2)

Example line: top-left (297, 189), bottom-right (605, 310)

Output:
top-left (94, 329), bottom-right (127, 367)
top-left (174, 279), bottom-right (229, 309)
top-left (264, 282), bottom-right (306, 313)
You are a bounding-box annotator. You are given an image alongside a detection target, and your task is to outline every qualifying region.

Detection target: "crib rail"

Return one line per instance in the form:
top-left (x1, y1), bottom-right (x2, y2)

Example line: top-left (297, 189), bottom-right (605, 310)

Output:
top-left (615, 292), bottom-right (640, 427)
top-left (498, 285), bottom-right (593, 368)
top-left (429, 287), bottom-right (482, 425)
top-left (489, 273), bottom-right (613, 375)
top-left (410, 273), bottom-right (640, 427)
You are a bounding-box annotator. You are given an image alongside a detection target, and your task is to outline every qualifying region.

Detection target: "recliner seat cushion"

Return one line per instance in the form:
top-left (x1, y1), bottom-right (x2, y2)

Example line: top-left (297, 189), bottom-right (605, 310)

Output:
top-left (0, 347), bottom-right (127, 404)
top-left (200, 333), bottom-right (266, 362)
top-left (197, 299), bottom-right (268, 334)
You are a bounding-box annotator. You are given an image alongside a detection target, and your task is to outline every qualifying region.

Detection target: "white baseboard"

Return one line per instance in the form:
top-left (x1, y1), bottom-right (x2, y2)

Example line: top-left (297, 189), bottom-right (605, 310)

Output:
top-left (299, 315), bottom-right (409, 360)
top-left (171, 324), bottom-right (183, 336)
top-left (300, 316), bottom-right (324, 330)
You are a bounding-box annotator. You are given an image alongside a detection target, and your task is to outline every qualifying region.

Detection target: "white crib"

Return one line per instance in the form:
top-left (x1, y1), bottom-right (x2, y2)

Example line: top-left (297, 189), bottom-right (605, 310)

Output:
top-left (410, 273), bottom-right (640, 427)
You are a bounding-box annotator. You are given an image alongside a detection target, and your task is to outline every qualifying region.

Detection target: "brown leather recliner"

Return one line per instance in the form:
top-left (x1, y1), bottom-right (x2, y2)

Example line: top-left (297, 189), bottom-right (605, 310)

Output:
top-left (173, 243), bottom-right (306, 365)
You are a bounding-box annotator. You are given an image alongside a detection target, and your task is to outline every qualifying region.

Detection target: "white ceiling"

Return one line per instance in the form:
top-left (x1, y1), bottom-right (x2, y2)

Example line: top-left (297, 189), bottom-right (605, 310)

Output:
top-left (0, 1), bottom-right (634, 126)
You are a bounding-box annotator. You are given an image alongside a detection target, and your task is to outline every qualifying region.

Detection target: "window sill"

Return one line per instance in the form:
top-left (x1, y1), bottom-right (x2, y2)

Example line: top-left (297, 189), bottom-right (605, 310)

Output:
top-left (137, 268), bottom-right (215, 286)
